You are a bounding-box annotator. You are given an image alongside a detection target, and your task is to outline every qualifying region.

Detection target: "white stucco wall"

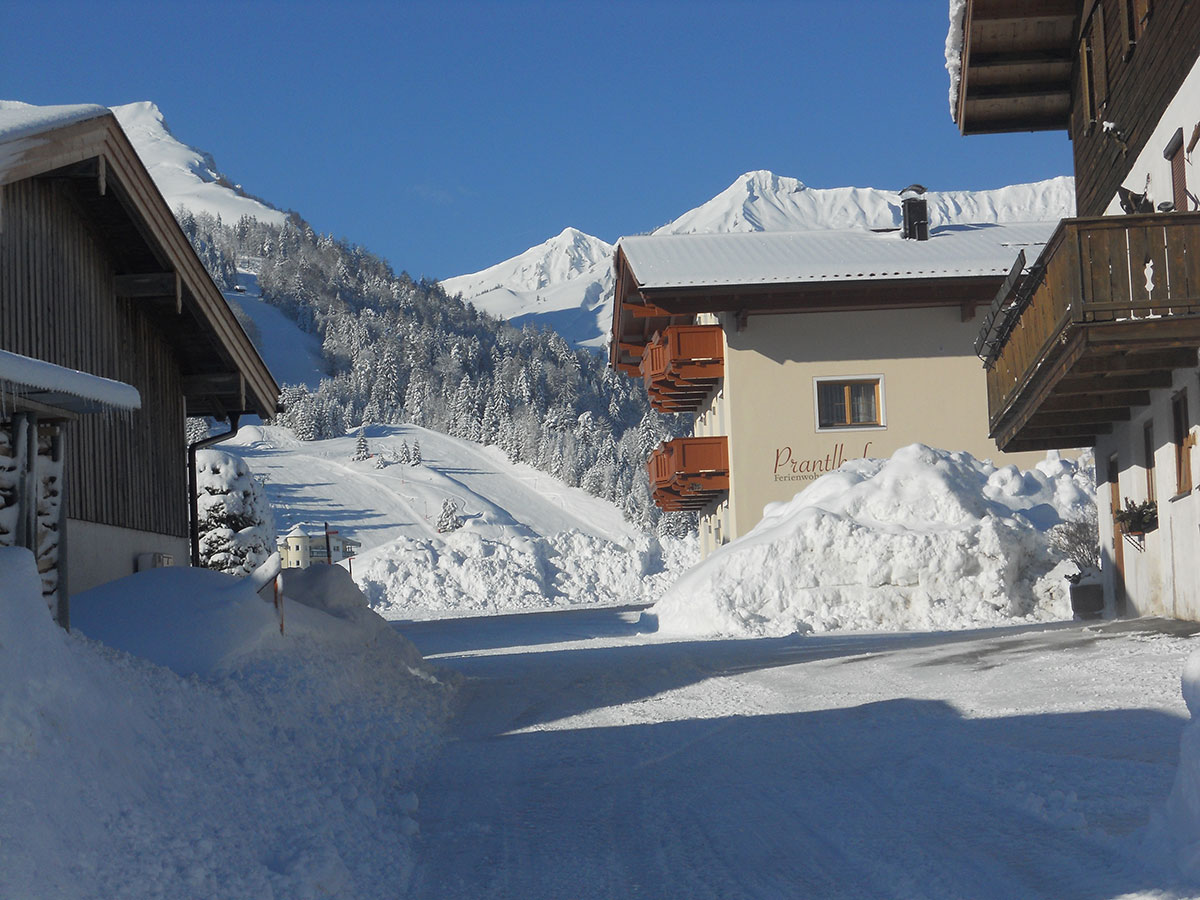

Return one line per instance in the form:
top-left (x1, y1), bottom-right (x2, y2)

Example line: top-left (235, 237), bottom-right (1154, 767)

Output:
top-left (718, 306), bottom-right (1049, 542)
top-left (65, 519), bottom-right (189, 595)
top-left (1096, 365), bottom-right (1200, 620)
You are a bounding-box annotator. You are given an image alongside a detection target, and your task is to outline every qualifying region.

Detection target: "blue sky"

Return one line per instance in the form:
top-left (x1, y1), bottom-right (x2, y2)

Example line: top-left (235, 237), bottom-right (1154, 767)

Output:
top-left (4, 1), bottom-right (1074, 280)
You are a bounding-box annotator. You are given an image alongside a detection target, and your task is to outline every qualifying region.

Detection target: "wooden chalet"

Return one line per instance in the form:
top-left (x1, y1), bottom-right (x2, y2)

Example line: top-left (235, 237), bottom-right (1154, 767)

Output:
top-left (0, 103), bottom-right (279, 625)
top-left (951, 0), bottom-right (1200, 618)
top-left (611, 221), bottom-right (1055, 555)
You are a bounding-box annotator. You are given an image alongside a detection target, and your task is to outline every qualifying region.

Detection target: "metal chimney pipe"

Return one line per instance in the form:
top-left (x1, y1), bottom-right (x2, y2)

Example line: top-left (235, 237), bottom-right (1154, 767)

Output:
top-left (900, 184), bottom-right (929, 241)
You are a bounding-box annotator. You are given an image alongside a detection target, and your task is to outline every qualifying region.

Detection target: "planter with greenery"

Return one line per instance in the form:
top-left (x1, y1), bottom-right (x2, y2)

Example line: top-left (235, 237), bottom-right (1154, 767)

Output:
top-left (1113, 497), bottom-right (1157, 535)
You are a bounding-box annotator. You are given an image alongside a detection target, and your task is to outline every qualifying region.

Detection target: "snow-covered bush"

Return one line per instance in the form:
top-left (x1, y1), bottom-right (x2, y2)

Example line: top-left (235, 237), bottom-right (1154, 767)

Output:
top-left (195, 449), bottom-right (276, 577)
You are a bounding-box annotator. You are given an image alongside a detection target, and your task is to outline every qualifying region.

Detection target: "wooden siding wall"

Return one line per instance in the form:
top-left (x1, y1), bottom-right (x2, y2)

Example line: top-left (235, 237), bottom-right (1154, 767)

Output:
top-left (0, 178), bottom-right (188, 537)
top-left (1073, 0), bottom-right (1200, 216)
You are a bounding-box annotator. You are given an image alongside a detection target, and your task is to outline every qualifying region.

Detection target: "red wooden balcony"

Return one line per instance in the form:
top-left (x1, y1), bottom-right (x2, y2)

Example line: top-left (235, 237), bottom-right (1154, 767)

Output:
top-left (977, 213), bottom-right (1200, 452)
top-left (647, 436), bottom-right (729, 511)
top-left (639, 325), bottom-right (724, 414)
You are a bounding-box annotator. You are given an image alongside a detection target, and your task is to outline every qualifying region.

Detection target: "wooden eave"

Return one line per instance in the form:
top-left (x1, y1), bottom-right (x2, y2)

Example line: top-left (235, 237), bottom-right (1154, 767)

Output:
top-left (0, 113), bottom-right (280, 419)
top-left (956, 0), bottom-right (1080, 135)
top-left (639, 274), bottom-right (1003, 319)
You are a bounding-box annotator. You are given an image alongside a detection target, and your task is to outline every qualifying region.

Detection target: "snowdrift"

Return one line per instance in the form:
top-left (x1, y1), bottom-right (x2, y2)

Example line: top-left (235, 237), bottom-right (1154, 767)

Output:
top-left (0, 548), bottom-right (449, 899)
top-left (652, 445), bottom-right (1093, 637)
top-left (355, 529), bottom-right (695, 620)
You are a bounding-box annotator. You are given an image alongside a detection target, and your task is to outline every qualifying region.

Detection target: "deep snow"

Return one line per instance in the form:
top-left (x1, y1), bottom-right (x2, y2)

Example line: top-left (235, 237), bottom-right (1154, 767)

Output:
top-left (0, 548), bottom-right (449, 899)
top-left (653, 445), bottom-right (1093, 637)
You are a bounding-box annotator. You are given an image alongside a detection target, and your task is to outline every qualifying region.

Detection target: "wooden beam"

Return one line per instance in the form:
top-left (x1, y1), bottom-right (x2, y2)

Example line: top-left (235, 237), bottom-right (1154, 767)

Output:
top-left (115, 272), bottom-right (181, 313)
top-left (1055, 371), bottom-right (1174, 393)
top-left (1026, 407), bottom-right (1129, 426)
top-left (1071, 348), bottom-right (1198, 373)
top-left (1003, 436), bottom-right (1095, 452)
top-left (1020, 422), bottom-right (1113, 438)
top-left (968, 0), bottom-right (1077, 22)
top-left (1038, 391), bottom-right (1149, 412)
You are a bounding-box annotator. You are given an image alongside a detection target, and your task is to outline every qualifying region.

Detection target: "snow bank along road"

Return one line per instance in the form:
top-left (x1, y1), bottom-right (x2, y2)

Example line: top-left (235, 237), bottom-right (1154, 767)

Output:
top-left (398, 607), bottom-right (1200, 899)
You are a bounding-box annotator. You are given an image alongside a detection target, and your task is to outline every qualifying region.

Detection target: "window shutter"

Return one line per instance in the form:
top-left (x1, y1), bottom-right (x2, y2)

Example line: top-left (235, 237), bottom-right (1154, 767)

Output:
top-left (1093, 7), bottom-right (1108, 109)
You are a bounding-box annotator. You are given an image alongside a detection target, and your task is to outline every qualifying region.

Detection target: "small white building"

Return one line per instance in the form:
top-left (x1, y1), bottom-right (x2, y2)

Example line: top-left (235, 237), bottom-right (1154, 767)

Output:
top-left (278, 524), bottom-right (361, 569)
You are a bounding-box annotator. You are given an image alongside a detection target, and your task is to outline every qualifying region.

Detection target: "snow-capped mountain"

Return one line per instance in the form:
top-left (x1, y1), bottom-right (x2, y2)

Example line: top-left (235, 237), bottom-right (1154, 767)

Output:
top-left (660, 169), bottom-right (1077, 235)
top-left (440, 227), bottom-right (615, 344)
top-left (110, 101), bottom-right (288, 227)
top-left (442, 170), bottom-right (1077, 349)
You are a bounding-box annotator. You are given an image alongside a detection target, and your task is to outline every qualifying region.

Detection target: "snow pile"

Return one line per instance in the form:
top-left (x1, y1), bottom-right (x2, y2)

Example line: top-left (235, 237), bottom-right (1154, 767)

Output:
top-left (1146, 652), bottom-right (1200, 881)
top-left (652, 445), bottom-right (1094, 637)
top-left (0, 347), bottom-right (141, 412)
top-left (0, 547), bottom-right (448, 898)
top-left (355, 530), bottom-right (696, 620)
top-left (195, 448), bottom-right (276, 577)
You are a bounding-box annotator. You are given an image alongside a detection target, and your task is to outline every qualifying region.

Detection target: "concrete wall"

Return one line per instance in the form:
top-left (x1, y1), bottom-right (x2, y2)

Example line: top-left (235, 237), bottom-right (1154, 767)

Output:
top-left (719, 306), bottom-right (1048, 541)
top-left (66, 519), bottom-right (189, 595)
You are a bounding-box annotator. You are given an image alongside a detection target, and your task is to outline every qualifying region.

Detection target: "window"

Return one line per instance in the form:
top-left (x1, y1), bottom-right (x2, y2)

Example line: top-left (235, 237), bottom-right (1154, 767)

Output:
top-left (1173, 390), bottom-right (1193, 494)
top-left (815, 377), bottom-right (883, 430)
top-left (1144, 420), bottom-right (1156, 503)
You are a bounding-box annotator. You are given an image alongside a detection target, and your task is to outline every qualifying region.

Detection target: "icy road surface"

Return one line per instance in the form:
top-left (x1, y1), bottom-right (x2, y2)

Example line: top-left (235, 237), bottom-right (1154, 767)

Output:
top-left (399, 607), bottom-right (1200, 899)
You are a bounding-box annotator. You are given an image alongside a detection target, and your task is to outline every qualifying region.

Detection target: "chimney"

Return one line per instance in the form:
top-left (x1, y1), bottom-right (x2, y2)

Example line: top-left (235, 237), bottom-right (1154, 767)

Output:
top-left (900, 184), bottom-right (929, 241)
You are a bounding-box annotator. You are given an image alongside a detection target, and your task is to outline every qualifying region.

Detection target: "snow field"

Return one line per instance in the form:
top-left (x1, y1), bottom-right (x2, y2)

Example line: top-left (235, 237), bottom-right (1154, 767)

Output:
top-left (0, 548), bottom-right (450, 900)
top-left (653, 445), bottom-right (1094, 637)
top-left (223, 424), bottom-right (697, 620)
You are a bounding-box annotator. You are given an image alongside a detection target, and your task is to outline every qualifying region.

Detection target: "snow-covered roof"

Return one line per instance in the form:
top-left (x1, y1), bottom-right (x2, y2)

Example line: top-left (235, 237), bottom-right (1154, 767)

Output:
top-left (0, 349), bottom-right (141, 414)
top-left (617, 223), bottom-right (1054, 290)
top-left (0, 101), bottom-right (109, 144)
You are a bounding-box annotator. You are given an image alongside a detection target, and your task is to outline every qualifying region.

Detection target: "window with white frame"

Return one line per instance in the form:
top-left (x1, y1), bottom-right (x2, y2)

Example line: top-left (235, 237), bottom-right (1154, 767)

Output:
top-left (814, 376), bottom-right (885, 430)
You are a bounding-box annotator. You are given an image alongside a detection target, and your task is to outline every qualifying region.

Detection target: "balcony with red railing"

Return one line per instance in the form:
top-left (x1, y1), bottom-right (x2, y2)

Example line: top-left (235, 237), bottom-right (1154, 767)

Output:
top-left (638, 325), bottom-right (724, 414)
top-left (647, 436), bottom-right (729, 511)
top-left (977, 213), bottom-right (1200, 452)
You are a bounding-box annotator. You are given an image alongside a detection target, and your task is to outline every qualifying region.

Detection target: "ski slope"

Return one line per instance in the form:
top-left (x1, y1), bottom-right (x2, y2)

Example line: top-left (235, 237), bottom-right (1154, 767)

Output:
top-left (222, 425), bottom-right (694, 620)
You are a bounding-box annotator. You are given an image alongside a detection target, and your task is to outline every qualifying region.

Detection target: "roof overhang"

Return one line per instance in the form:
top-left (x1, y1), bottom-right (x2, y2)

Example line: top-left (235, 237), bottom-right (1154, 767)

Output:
top-left (954, 0), bottom-right (1080, 135)
top-left (0, 111), bottom-right (280, 419)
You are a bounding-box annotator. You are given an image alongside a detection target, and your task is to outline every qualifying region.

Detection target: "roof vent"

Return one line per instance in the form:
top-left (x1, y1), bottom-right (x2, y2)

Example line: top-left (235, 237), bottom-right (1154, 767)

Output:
top-left (900, 184), bottom-right (929, 241)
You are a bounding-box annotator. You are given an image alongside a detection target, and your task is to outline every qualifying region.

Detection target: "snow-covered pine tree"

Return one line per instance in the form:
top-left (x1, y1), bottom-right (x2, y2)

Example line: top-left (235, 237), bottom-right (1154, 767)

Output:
top-left (194, 449), bottom-right (276, 577)
top-left (352, 428), bottom-right (370, 461)
top-left (436, 498), bottom-right (463, 533)
top-left (397, 439), bottom-right (411, 464)
top-left (410, 441), bottom-right (422, 466)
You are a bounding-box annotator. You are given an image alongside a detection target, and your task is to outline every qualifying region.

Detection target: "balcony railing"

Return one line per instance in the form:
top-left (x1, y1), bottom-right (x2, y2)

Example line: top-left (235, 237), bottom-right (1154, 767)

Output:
top-left (639, 325), bottom-right (724, 414)
top-left (977, 213), bottom-right (1200, 452)
top-left (647, 436), bottom-right (729, 511)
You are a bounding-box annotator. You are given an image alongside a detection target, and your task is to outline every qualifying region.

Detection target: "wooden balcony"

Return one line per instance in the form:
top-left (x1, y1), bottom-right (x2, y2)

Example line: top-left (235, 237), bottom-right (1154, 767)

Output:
top-left (639, 325), bottom-right (724, 414)
top-left (978, 213), bottom-right (1200, 452)
top-left (647, 436), bottom-right (729, 511)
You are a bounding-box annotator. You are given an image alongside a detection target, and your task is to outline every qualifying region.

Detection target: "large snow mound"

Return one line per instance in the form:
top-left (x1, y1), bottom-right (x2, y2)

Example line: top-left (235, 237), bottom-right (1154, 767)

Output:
top-left (355, 530), bottom-right (696, 620)
top-left (652, 445), bottom-right (1093, 638)
top-left (1, 547), bottom-right (448, 898)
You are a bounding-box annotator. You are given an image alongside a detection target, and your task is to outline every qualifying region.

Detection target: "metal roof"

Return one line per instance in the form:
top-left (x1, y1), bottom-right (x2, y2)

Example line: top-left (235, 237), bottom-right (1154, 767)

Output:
top-left (617, 223), bottom-right (1056, 290)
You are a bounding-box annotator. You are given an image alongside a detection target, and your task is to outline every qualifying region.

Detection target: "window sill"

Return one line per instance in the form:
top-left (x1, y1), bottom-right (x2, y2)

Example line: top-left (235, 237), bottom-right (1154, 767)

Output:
top-left (815, 424), bottom-right (887, 434)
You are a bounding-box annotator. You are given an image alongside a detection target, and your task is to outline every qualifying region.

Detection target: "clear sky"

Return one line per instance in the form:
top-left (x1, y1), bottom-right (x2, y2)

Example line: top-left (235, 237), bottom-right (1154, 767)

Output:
top-left (3, 0), bottom-right (1074, 280)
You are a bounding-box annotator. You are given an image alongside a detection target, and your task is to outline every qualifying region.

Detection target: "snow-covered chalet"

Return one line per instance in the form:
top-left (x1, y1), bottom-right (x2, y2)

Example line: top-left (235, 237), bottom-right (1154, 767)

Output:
top-left (951, 0), bottom-right (1200, 618)
top-left (0, 103), bottom-right (279, 626)
top-left (610, 213), bottom-right (1055, 557)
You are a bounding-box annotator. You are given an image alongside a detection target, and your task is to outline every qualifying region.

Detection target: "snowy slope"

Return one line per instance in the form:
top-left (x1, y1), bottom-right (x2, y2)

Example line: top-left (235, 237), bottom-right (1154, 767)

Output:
top-left (224, 265), bottom-right (326, 390)
top-left (222, 424), bottom-right (694, 619)
top-left (110, 101), bottom-right (288, 227)
top-left (442, 170), bottom-right (1076, 348)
